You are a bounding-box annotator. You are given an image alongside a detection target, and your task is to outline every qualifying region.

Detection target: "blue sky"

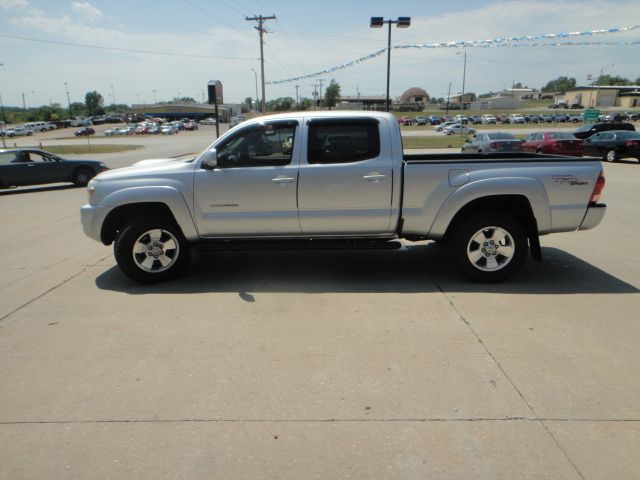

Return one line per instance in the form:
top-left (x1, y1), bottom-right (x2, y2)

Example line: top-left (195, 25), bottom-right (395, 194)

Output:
top-left (0, 0), bottom-right (639, 108)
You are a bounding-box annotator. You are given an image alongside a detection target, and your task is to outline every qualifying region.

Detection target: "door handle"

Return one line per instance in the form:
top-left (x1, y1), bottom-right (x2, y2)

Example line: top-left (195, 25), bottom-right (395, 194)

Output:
top-left (362, 174), bottom-right (386, 182)
top-left (272, 176), bottom-right (295, 184)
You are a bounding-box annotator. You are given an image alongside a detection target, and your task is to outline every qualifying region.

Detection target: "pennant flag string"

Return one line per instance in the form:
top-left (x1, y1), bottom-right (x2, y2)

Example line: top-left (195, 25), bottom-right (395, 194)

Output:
top-left (267, 25), bottom-right (640, 85)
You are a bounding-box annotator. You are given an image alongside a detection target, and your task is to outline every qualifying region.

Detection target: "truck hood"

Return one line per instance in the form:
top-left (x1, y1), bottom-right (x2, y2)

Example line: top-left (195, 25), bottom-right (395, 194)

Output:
top-left (94, 157), bottom-right (196, 181)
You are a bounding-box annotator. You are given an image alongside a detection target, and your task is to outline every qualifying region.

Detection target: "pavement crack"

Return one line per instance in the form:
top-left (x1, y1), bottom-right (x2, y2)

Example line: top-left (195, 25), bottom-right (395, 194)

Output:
top-left (0, 254), bottom-right (111, 324)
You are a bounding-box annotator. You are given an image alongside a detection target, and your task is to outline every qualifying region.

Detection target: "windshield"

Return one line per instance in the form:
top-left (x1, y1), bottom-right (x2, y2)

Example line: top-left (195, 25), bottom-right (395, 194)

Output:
top-left (548, 132), bottom-right (577, 139)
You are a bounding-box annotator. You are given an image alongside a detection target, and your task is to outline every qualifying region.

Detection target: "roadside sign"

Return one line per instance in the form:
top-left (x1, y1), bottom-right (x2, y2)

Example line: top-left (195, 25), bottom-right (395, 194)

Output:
top-left (584, 108), bottom-right (600, 123)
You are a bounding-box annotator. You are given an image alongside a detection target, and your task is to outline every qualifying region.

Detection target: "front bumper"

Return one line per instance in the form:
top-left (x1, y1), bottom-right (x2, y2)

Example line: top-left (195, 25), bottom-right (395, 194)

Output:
top-left (578, 203), bottom-right (606, 230)
top-left (80, 204), bottom-right (107, 242)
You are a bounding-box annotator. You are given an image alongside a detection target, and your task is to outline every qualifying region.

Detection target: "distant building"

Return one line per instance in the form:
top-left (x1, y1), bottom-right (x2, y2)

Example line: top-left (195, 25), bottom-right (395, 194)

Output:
top-left (564, 86), bottom-right (640, 108)
top-left (337, 95), bottom-right (390, 110)
top-left (470, 96), bottom-right (519, 110)
top-left (127, 102), bottom-right (242, 121)
top-left (500, 88), bottom-right (538, 100)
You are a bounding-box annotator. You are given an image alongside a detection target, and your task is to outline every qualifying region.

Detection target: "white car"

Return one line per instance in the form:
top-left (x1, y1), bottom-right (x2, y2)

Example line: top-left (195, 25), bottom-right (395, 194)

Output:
top-left (104, 127), bottom-right (119, 136)
top-left (199, 117), bottom-right (217, 125)
top-left (508, 114), bottom-right (526, 124)
top-left (161, 125), bottom-right (179, 135)
top-left (5, 126), bottom-right (34, 137)
top-left (481, 115), bottom-right (497, 124)
top-left (443, 123), bottom-right (476, 135)
top-left (434, 121), bottom-right (457, 132)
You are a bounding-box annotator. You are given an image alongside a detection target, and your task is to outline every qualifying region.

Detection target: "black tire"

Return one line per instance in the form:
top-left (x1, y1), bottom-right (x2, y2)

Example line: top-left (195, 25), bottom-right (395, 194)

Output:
top-left (605, 149), bottom-right (617, 163)
top-left (73, 167), bottom-right (94, 186)
top-left (450, 210), bottom-right (527, 283)
top-left (114, 218), bottom-right (189, 284)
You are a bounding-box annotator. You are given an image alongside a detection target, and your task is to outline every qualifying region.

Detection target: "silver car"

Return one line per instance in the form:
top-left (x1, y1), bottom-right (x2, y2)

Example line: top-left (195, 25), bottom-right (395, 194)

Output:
top-left (443, 123), bottom-right (476, 136)
top-left (461, 132), bottom-right (523, 153)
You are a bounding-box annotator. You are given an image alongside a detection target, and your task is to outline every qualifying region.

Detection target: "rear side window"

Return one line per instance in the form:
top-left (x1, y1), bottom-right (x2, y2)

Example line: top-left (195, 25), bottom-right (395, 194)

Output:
top-left (308, 120), bottom-right (380, 164)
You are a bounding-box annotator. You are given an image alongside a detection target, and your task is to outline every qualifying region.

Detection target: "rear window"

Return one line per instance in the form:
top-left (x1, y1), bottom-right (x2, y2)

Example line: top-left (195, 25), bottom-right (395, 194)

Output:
top-left (487, 133), bottom-right (516, 140)
top-left (308, 120), bottom-right (380, 164)
top-left (548, 132), bottom-right (576, 140)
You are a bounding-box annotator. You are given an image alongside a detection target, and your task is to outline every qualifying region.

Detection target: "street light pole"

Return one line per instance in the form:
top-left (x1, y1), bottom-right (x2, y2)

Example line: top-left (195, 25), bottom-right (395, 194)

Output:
top-left (458, 50), bottom-right (467, 136)
top-left (64, 82), bottom-right (72, 120)
top-left (370, 17), bottom-right (411, 112)
top-left (251, 68), bottom-right (259, 112)
top-left (152, 89), bottom-right (157, 104)
top-left (110, 85), bottom-right (116, 113)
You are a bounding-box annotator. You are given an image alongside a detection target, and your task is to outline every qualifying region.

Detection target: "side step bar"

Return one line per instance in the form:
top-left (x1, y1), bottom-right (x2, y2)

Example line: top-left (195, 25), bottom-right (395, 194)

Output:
top-left (194, 238), bottom-right (403, 252)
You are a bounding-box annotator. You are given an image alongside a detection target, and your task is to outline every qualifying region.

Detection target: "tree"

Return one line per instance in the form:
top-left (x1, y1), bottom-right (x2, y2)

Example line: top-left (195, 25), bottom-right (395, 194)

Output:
top-left (266, 97), bottom-right (294, 111)
top-left (171, 96), bottom-right (196, 103)
top-left (298, 97), bottom-right (313, 110)
top-left (244, 96), bottom-right (253, 107)
top-left (541, 76), bottom-right (576, 93)
top-left (594, 74), bottom-right (631, 86)
top-left (70, 102), bottom-right (86, 118)
top-left (635, 76), bottom-right (640, 85)
top-left (85, 91), bottom-right (104, 116)
top-left (323, 79), bottom-right (341, 109)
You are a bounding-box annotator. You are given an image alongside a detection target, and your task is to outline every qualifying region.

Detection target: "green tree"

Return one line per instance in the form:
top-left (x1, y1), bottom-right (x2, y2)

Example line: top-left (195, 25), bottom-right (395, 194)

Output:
top-left (323, 79), bottom-right (341, 109)
top-left (594, 74), bottom-right (631, 86)
top-left (267, 97), bottom-right (294, 111)
top-left (70, 102), bottom-right (86, 118)
top-left (541, 76), bottom-right (576, 93)
top-left (85, 91), bottom-right (104, 116)
top-left (298, 97), bottom-right (313, 110)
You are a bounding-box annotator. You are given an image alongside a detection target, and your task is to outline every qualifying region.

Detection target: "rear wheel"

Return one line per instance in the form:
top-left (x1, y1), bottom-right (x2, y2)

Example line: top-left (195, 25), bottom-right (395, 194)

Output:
top-left (605, 149), bottom-right (618, 162)
top-left (114, 218), bottom-right (189, 284)
top-left (451, 211), bottom-right (527, 282)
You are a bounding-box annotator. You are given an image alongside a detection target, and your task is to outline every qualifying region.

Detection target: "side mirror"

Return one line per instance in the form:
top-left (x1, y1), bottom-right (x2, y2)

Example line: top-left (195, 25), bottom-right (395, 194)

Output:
top-left (201, 149), bottom-right (217, 169)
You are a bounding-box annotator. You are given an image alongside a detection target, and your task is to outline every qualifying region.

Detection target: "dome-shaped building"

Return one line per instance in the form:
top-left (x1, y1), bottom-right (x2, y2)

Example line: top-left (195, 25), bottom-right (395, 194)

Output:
top-left (399, 87), bottom-right (429, 105)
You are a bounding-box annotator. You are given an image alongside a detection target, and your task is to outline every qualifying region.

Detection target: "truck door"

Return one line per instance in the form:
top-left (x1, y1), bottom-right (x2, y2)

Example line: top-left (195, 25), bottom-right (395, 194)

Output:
top-left (193, 120), bottom-right (301, 236)
top-left (297, 118), bottom-right (394, 234)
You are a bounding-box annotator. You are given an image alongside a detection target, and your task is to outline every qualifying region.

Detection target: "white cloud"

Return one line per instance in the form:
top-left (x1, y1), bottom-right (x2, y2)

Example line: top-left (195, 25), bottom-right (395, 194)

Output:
top-left (0, 0), bottom-right (30, 10)
top-left (71, 1), bottom-right (103, 22)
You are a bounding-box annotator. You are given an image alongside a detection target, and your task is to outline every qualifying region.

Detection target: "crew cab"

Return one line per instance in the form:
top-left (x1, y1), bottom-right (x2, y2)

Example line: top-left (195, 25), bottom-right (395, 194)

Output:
top-left (81, 112), bottom-right (606, 284)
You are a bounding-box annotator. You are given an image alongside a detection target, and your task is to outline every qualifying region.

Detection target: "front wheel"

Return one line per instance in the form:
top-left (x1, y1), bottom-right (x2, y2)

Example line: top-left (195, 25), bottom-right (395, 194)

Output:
top-left (451, 211), bottom-right (527, 282)
top-left (73, 167), bottom-right (94, 186)
top-left (114, 219), bottom-right (189, 283)
top-left (605, 149), bottom-right (617, 163)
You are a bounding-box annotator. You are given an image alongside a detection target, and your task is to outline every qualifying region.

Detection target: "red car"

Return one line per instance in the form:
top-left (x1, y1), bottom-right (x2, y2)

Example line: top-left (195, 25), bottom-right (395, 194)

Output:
top-left (397, 116), bottom-right (414, 126)
top-left (521, 131), bottom-right (583, 156)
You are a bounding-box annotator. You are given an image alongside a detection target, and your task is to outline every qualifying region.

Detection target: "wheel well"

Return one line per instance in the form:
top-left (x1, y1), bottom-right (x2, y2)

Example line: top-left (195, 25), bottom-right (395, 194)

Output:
top-left (100, 202), bottom-right (179, 245)
top-left (443, 195), bottom-right (539, 251)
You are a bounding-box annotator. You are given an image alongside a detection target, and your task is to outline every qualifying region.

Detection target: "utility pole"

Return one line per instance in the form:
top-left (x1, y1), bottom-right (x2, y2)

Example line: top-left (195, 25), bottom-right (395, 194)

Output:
top-left (246, 14), bottom-right (276, 113)
top-left (311, 84), bottom-right (318, 110)
top-left (152, 89), bottom-right (157, 104)
top-left (446, 81), bottom-right (451, 116)
top-left (318, 78), bottom-right (325, 107)
top-left (295, 85), bottom-right (300, 109)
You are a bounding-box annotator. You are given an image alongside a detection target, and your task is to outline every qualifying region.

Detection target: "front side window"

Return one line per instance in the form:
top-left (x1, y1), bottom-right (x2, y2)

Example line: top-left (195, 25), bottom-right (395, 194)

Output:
top-left (308, 121), bottom-right (380, 164)
top-left (215, 121), bottom-right (297, 168)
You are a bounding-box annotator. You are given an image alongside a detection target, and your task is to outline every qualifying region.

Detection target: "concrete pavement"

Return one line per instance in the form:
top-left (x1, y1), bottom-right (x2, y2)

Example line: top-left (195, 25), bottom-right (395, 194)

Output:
top-left (0, 140), bottom-right (638, 479)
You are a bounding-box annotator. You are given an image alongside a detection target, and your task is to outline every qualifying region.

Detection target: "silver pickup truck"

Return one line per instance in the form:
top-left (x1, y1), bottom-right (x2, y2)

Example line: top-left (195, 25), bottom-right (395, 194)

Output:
top-left (81, 111), bottom-right (606, 283)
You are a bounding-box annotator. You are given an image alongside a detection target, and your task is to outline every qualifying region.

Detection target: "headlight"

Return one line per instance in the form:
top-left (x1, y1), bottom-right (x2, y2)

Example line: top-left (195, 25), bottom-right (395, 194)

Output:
top-left (87, 179), bottom-right (98, 197)
top-left (99, 162), bottom-right (107, 168)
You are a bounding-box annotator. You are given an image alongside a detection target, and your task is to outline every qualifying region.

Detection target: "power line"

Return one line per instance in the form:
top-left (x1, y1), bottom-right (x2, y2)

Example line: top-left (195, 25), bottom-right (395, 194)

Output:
top-left (0, 34), bottom-right (255, 60)
top-left (182, 0), bottom-right (252, 38)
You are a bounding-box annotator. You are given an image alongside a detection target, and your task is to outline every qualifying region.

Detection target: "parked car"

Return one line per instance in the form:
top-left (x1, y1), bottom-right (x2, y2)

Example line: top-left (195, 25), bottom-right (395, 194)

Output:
top-left (24, 122), bottom-right (56, 132)
top-left (104, 127), bottom-right (119, 136)
top-left (5, 126), bottom-right (34, 137)
top-left (160, 124), bottom-right (179, 135)
top-left (414, 116), bottom-right (428, 125)
top-left (134, 124), bottom-right (150, 135)
top-left (525, 115), bottom-right (541, 123)
top-left (567, 114), bottom-right (583, 123)
top-left (116, 126), bottom-right (137, 135)
top-left (0, 148), bottom-right (108, 188)
top-left (469, 115), bottom-right (482, 125)
top-left (443, 123), bottom-right (476, 135)
top-left (184, 121), bottom-right (199, 131)
top-left (583, 131), bottom-right (640, 162)
top-left (434, 121), bottom-right (457, 132)
top-left (508, 114), bottom-right (526, 124)
top-left (148, 125), bottom-right (162, 134)
top-left (569, 103), bottom-right (584, 109)
top-left (200, 117), bottom-right (217, 125)
top-left (461, 132), bottom-right (523, 153)
top-left (104, 115), bottom-right (124, 123)
top-left (573, 122), bottom-right (635, 139)
top-left (521, 132), bottom-right (583, 156)
top-left (428, 115), bottom-right (441, 125)
top-left (397, 116), bottom-right (414, 126)
top-left (539, 114), bottom-right (554, 123)
top-left (75, 127), bottom-right (95, 136)
top-left (481, 114), bottom-right (497, 124)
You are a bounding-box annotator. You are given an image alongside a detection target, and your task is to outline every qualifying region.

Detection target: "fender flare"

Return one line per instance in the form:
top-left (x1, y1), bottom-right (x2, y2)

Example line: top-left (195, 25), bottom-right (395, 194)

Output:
top-left (428, 177), bottom-right (551, 238)
top-left (101, 186), bottom-right (198, 241)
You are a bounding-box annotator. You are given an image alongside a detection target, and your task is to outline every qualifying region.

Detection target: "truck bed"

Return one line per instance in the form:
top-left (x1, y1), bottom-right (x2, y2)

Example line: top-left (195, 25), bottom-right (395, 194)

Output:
top-left (403, 152), bottom-right (596, 163)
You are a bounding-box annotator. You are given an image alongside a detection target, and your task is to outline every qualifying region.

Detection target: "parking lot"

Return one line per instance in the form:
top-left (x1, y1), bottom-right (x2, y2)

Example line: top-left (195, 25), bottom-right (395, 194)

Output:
top-left (1, 128), bottom-right (639, 479)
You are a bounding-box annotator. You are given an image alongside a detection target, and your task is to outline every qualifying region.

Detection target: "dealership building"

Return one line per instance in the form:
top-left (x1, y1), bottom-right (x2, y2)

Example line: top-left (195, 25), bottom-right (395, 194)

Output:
top-left (127, 102), bottom-right (242, 121)
top-left (564, 86), bottom-right (640, 108)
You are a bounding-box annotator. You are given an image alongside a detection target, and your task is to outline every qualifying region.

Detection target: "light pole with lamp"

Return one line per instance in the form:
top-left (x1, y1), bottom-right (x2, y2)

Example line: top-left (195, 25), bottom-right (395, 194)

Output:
top-left (152, 89), bottom-right (157, 104)
top-left (251, 68), bottom-right (259, 112)
top-left (64, 82), bottom-right (72, 120)
top-left (370, 16), bottom-right (411, 112)
top-left (457, 50), bottom-right (467, 136)
top-left (110, 84), bottom-right (116, 113)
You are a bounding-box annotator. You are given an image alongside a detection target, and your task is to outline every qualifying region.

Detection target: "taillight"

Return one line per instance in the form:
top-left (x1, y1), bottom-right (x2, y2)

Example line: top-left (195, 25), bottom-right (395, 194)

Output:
top-left (489, 142), bottom-right (501, 148)
top-left (625, 140), bottom-right (640, 147)
top-left (590, 170), bottom-right (605, 203)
